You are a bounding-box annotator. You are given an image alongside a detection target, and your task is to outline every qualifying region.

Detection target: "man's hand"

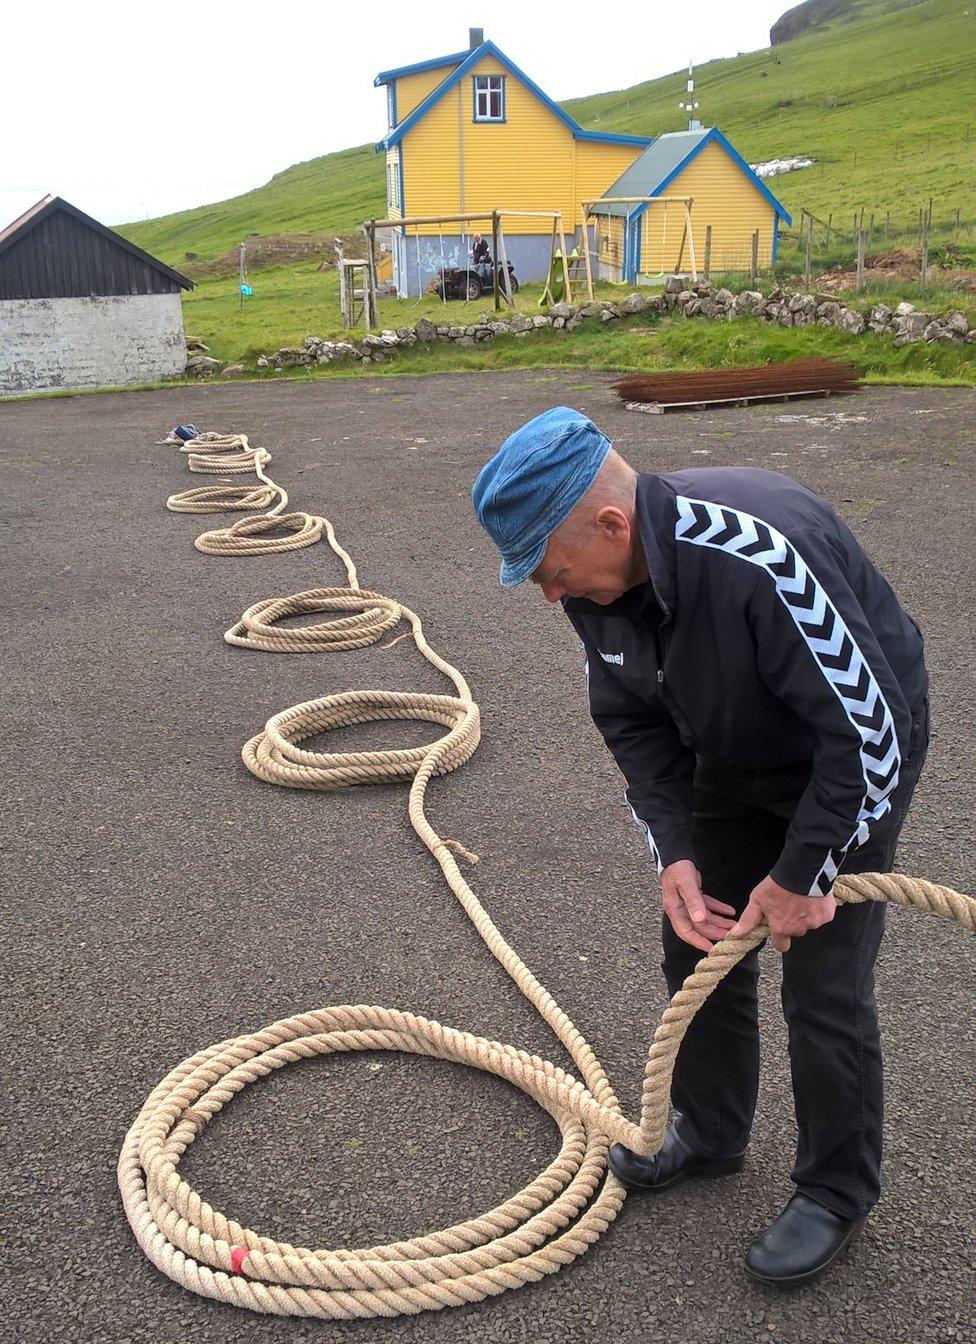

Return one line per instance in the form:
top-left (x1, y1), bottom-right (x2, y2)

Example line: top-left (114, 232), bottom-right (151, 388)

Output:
top-left (729, 875), bottom-right (837, 953)
top-left (660, 859), bottom-right (737, 953)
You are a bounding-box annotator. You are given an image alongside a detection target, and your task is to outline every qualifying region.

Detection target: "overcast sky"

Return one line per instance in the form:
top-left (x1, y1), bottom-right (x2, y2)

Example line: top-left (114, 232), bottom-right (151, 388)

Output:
top-left (3, 1), bottom-right (788, 230)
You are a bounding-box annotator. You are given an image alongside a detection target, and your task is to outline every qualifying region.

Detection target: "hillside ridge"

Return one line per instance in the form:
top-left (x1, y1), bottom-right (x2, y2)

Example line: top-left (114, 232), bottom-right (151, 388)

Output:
top-left (123, 0), bottom-right (976, 268)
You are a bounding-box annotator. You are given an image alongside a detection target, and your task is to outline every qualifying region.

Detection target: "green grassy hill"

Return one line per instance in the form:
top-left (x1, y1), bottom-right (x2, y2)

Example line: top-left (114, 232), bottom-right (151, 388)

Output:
top-left (124, 0), bottom-right (976, 270)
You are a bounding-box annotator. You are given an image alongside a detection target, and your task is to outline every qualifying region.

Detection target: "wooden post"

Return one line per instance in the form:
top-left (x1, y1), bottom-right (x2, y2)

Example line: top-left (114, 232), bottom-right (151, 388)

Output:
top-left (580, 202), bottom-right (595, 303)
top-left (541, 215), bottom-right (558, 305)
top-left (496, 217), bottom-right (515, 309)
top-left (867, 211), bottom-right (875, 247)
top-left (927, 196), bottom-right (933, 229)
top-left (858, 205), bottom-right (864, 232)
top-left (674, 215), bottom-right (688, 278)
top-left (492, 210), bottom-right (500, 311)
top-left (685, 200), bottom-right (698, 282)
top-left (954, 207), bottom-right (961, 239)
top-left (825, 212), bottom-right (832, 246)
top-left (804, 223), bottom-right (812, 288)
top-left (920, 214), bottom-right (929, 287)
top-left (750, 228), bottom-right (759, 283)
top-left (884, 211), bottom-right (890, 245)
top-left (853, 212), bottom-right (858, 244)
top-left (556, 214), bottom-right (571, 303)
top-left (856, 228), bottom-right (865, 290)
top-left (703, 224), bottom-right (712, 279)
top-left (363, 222), bottom-right (378, 330)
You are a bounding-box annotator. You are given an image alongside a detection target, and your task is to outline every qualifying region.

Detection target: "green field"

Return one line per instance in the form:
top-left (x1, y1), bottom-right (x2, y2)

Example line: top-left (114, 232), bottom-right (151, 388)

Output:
top-left (119, 0), bottom-right (976, 385)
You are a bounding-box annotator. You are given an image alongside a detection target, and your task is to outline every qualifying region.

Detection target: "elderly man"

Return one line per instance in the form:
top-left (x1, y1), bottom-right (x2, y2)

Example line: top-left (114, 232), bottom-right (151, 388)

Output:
top-left (472, 407), bottom-right (929, 1285)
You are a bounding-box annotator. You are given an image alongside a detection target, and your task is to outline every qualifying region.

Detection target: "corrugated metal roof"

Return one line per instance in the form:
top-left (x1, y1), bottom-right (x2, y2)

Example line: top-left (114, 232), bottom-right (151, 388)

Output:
top-left (589, 130), bottom-right (710, 215)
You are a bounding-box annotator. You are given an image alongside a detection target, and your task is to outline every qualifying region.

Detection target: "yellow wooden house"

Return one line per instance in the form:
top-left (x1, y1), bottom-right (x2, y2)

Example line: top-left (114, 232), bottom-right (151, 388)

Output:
top-left (374, 31), bottom-right (651, 295)
top-left (374, 32), bottom-right (791, 295)
top-left (590, 127), bottom-right (792, 282)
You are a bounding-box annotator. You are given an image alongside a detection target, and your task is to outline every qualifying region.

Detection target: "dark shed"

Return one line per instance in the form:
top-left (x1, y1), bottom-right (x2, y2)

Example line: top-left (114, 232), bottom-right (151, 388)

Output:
top-left (0, 196), bottom-right (193, 301)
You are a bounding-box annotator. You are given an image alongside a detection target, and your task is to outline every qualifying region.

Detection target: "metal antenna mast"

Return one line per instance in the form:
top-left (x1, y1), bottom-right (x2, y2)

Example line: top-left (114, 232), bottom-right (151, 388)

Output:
top-left (679, 61), bottom-right (701, 131)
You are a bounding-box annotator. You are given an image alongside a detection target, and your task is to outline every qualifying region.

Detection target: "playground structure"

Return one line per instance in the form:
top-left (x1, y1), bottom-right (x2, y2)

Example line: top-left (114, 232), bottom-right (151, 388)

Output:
top-left (357, 199), bottom-right (698, 324)
top-left (581, 195), bottom-right (698, 297)
top-left (361, 210), bottom-right (576, 324)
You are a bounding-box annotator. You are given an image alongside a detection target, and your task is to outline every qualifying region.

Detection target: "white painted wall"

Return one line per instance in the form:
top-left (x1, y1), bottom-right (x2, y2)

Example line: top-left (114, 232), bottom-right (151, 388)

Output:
top-left (0, 293), bottom-right (186, 395)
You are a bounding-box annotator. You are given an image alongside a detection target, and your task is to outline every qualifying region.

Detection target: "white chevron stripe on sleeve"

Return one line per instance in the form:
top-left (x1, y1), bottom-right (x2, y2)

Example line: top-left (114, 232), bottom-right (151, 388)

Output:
top-left (674, 495), bottom-right (901, 896)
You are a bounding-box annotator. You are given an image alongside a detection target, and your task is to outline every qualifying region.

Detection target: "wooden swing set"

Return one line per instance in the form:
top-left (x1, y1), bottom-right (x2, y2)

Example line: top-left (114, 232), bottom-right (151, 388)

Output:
top-left (579, 195), bottom-right (698, 301)
top-left (360, 209), bottom-right (575, 328)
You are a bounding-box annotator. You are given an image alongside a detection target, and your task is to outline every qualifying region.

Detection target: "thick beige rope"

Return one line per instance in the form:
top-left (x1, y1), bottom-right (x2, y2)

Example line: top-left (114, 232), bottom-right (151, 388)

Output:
top-left (120, 430), bottom-right (975, 1320)
top-left (165, 433), bottom-right (323, 555)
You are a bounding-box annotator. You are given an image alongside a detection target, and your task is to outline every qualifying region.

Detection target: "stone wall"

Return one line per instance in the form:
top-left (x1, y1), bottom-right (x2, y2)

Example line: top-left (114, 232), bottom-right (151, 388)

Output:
top-left (0, 293), bottom-right (187, 396)
top-left (180, 278), bottom-right (976, 381)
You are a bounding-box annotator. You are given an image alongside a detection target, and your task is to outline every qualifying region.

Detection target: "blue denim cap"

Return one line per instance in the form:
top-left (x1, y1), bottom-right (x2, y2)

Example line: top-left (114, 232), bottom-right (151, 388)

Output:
top-left (472, 407), bottom-right (612, 586)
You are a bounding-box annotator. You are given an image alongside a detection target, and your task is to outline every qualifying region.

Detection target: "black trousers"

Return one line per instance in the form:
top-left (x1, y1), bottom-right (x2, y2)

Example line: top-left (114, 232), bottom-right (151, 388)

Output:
top-left (663, 699), bottom-right (930, 1221)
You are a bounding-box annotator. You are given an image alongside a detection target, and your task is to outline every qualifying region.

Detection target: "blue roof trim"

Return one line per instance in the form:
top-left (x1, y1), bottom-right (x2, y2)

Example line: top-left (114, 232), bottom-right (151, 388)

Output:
top-left (576, 128), bottom-right (653, 146)
top-left (650, 127), bottom-right (792, 224)
top-left (374, 49), bottom-right (470, 86)
top-left (379, 40), bottom-right (652, 151)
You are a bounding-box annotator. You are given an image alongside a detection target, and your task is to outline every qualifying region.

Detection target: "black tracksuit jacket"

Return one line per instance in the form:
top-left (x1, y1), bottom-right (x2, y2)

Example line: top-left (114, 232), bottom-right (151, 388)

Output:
top-left (562, 467), bottom-right (927, 897)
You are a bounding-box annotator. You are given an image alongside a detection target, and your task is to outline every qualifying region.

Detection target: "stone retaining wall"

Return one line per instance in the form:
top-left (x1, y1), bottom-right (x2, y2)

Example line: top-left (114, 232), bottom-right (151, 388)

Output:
top-left (184, 277), bottom-right (976, 378)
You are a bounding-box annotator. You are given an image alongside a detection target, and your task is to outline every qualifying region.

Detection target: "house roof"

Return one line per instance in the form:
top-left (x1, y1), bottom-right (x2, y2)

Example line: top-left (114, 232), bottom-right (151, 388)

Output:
top-left (589, 127), bottom-right (792, 224)
top-left (375, 41), bottom-right (652, 152)
top-left (0, 195), bottom-right (194, 289)
top-left (0, 194), bottom-right (54, 248)
top-left (374, 49), bottom-right (471, 86)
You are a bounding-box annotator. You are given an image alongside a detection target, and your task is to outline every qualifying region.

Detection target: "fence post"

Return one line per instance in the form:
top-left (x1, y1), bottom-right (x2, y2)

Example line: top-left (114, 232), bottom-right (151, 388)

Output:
top-left (856, 229), bottom-right (865, 291)
top-left (703, 224), bottom-right (712, 279)
top-left (853, 212), bottom-right (859, 244)
top-left (825, 212), bottom-right (832, 246)
top-left (751, 229), bottom-right (759, 283)
top-left (920, 215), bottom-right (929, 287)
top-left (884, 211), bottom-right (890, 245)
top-left (867, 212), bottom-right (875, 248)
top-left (927, 196), bottom-right (933, 229)
top-left (492, 211), bottom-right (500, 311)
top-left (804, 224), bottom-right (812, 288)
top-left (954, 207), bottom-right (961, 240)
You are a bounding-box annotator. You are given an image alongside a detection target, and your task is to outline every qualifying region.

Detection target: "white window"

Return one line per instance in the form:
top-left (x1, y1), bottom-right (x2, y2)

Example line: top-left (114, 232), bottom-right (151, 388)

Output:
top-left (387, 85), bottom-right (396, 128)
top-left (386, 160), bottom-right (400, 211)
top-left (473, 75), bottom-right (505, 122)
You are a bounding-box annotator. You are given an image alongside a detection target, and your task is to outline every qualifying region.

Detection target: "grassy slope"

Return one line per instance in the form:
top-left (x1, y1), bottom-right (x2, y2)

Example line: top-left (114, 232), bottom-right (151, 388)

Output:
top-left (566, 0), bottom-right (976, 232)
top-left (125, 0), bottom-right (976, 270)
top-left (124, 144), bottom-right (382, 268)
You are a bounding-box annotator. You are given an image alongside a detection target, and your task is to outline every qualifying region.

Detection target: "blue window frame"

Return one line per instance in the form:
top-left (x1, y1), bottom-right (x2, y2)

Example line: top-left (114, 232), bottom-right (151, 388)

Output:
top-left (473, 74), bottom-right (505, 122)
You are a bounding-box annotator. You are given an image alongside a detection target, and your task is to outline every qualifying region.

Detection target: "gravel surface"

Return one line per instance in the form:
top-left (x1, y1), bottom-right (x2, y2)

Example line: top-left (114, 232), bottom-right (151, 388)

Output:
top-left (2, 373), bottom-right (973, 1344)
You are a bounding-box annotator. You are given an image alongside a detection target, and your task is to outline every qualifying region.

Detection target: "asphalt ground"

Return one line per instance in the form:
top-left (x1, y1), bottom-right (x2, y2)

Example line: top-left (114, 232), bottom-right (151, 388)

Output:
top-left (2, 373), bottom-right (974, 1344)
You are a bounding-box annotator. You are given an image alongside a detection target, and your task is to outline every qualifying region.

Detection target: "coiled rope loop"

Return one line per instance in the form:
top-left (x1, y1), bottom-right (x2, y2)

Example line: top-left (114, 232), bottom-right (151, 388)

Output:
top-left (121, 428), bottom-right (975, 1320)
top-left (164, 432), bottom-right (324, 556)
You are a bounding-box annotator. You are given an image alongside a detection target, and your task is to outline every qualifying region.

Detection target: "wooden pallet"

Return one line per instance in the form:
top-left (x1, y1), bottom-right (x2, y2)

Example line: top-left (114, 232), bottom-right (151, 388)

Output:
top-left (624, 387), bottom-right (844, 415)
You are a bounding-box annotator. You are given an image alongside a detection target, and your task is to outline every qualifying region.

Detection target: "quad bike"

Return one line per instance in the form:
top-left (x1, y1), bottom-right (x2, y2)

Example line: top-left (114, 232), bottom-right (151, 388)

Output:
top-left (430, 259), bottom-right (519, 301)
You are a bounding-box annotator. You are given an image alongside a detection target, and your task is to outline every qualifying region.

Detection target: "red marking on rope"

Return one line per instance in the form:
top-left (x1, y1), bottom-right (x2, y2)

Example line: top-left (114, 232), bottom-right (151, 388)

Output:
top-left (230, 1246), bottom-right (249, 1275)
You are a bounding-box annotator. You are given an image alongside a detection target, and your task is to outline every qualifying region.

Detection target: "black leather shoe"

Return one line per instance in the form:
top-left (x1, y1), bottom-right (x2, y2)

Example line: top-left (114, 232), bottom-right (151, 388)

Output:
top-left (745, 1194), bottom-right (867, 1285)
top-left (608, 1123), bottom-right (745, 1192)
